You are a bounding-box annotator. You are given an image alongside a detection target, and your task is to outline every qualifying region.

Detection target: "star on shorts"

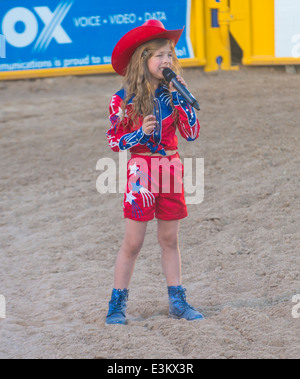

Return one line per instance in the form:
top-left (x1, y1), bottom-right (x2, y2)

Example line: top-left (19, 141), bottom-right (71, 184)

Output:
top-left (129, 163), bottom-right (139, 176)
top-left (131, 181), bottom-right (143, 193)
top-left (125, 191), bottom-right (136, 205)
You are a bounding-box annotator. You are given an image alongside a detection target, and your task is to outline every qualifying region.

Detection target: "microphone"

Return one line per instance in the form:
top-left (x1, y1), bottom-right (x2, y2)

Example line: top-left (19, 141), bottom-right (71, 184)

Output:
top-left (163, 68), bottom-right (200, 111)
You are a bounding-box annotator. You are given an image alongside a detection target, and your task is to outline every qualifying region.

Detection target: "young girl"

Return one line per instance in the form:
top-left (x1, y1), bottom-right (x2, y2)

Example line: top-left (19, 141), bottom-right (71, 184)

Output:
top-left (105, 20), bottom-right (204, 324)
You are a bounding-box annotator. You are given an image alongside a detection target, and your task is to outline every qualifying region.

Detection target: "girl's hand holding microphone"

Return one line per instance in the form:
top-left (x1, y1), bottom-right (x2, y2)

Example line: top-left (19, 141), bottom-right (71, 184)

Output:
top-left (142, 115), bottom-right (157, 135)
top-left (169, 75), bottom-right (187, 91)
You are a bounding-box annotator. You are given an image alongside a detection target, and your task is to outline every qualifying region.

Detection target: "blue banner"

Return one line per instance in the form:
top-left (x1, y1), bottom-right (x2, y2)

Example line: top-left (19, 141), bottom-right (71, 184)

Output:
top-left (0, 0), bottom-right (193, 73)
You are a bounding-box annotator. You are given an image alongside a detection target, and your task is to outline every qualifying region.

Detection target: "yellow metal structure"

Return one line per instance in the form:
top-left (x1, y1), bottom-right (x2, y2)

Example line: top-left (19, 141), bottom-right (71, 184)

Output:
top-left (203, 0), bottom-right (238, 72)
top-left (0, 63), bottom-right (115, 81)
top-left (230, 0), bottom-right (300, 65)
top-left (181, 0), bottom-right (206, 68)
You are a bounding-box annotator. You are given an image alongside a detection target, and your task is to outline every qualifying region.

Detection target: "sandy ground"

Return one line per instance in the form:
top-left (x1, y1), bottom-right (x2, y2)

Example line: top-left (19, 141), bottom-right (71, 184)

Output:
top-left (0, 65), bottom-right (299, 359)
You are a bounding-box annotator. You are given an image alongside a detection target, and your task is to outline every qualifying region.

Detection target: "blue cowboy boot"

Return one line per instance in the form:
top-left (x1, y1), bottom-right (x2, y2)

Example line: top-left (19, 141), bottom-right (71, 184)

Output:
top-left (168, 285), bottom-right (204, 321)
top-left (105, 288), bottom-right (129, 325)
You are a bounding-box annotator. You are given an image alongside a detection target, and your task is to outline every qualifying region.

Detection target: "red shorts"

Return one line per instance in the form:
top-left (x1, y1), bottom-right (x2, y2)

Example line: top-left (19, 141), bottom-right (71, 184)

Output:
top-left (123, 153), bottom-right (188, 222)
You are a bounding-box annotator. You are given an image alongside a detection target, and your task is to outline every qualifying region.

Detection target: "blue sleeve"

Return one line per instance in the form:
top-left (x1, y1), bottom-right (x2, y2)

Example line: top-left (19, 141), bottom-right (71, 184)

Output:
top-left (118, 126), bottom-right (152, 151)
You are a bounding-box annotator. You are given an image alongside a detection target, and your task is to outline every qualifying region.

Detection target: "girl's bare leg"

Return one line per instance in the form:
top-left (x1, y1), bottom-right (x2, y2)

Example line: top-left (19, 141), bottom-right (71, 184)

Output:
top-left (157, 219), bottom-right (181, 286)
top-left (113, 219), bottom-right (148, 289)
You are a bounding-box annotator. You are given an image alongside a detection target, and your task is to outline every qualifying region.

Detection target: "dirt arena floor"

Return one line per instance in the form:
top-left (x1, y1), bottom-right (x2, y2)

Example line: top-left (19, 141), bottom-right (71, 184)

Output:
top-left (0, 65), bottom-right (299, 359)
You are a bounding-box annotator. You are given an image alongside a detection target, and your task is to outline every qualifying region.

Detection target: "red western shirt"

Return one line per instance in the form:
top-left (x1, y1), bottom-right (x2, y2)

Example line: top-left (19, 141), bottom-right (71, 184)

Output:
top-left (107, 85), bottom-right (200, 156)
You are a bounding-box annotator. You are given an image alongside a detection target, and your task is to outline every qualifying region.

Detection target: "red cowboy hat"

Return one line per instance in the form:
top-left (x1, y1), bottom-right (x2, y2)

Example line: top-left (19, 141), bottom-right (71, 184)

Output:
top-left (111, 19), bottom-right (184, 76)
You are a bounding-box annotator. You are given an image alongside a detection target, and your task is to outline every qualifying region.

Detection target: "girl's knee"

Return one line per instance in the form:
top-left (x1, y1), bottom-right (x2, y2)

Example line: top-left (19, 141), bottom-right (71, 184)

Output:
top-left (122, 236), bottom-right (144, 256)
top-left (157, 220), bottom-right (180, 251)
top-left (158, 232), bottom-right (178, 251)
top-left (122, 219), bottom-right (148, 256)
